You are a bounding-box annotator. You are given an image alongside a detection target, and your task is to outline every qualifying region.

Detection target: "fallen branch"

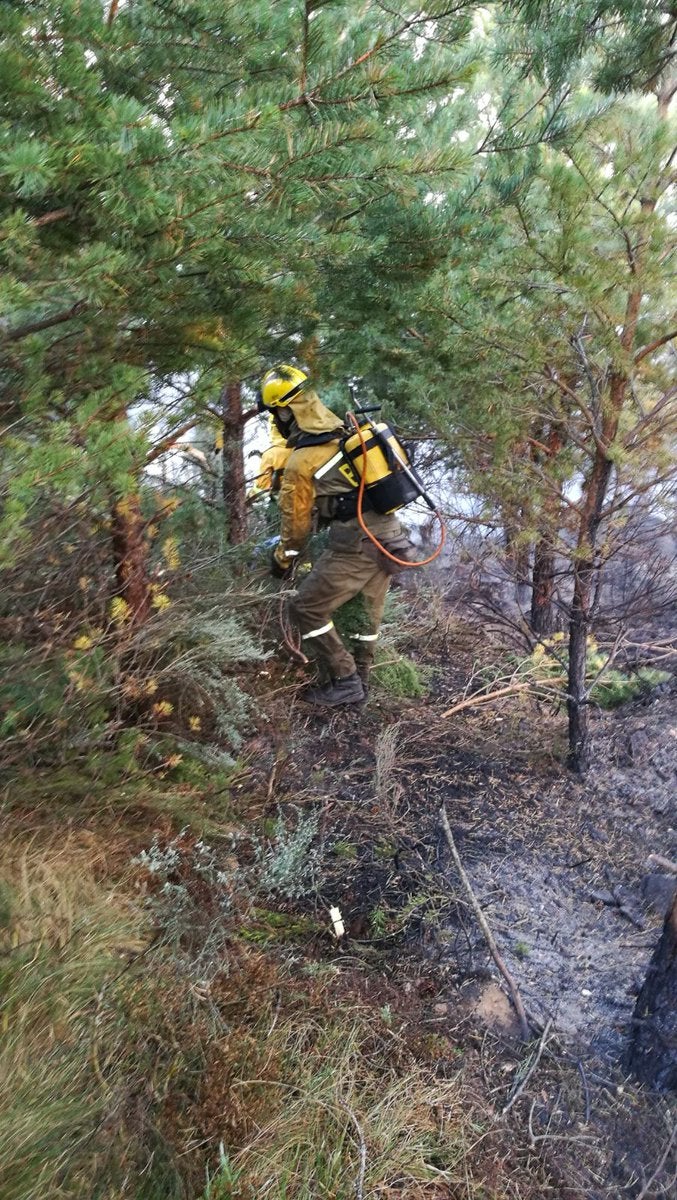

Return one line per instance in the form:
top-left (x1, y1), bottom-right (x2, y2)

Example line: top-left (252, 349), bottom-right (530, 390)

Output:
top-left (439, 804), bottom-right (531, 1041)
top-left (648, 853), bottom-right (677, 876)
top-left (440, 681), bottom-right (530, 720)
top-left (636, 1122), bottom-right (677, 1200)
top-left (339, 1099), bottom-right (367, 1200)
top-left (501, 1018), bottom-right (553, 1115)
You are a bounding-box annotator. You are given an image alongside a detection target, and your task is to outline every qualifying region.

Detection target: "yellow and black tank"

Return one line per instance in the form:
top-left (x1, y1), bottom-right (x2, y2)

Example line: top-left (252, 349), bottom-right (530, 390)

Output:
top-left (313, 417), bottom-right (424, 514)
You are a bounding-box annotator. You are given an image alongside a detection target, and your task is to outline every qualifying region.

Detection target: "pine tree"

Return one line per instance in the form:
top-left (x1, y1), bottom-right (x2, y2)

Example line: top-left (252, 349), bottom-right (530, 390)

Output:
top-left (0, 0), bottom-right (481, 600)
top-left (388, 67), bottom-right (675, 768)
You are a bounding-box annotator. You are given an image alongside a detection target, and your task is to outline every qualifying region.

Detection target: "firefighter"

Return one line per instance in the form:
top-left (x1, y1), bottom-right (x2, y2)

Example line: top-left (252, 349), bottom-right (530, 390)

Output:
top-left (259, 364), bottom-right (416, 708)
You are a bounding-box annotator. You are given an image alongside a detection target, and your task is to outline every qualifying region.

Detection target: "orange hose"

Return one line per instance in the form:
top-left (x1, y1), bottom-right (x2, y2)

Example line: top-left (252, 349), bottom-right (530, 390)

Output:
top-left (348, 413), bottom-right (446, 569)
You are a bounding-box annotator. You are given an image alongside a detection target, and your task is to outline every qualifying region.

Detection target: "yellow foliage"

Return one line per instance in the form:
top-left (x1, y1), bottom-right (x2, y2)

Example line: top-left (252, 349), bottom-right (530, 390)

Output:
top-left (67, 670), bottom-right (90, 693)
top-left (183, 317), bottom-right (227, 350)
top-left (188, 716), bottom-right (201, 731)
top-left (121, 678), bottom-right (142, 699)
top-left (152, 700), bottom-right (174, 718)
top-left (73, 635), bottom-right (93, 651)
top-left (162, 537), bottom-right (180, 571)
top-left (110, 597), bottom-right (131, 626)
top-left (145, 679), bottom-right (158, 696)
top-left (151, 589), bottom-right (171, 612)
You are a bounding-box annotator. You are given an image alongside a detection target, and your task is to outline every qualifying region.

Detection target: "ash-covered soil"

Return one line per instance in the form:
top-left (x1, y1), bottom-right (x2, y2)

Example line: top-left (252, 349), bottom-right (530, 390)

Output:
top-left (253, 606), bottom-right (676, 1196)
top-left (263, 623), bottom-right (675, 1065)
top-left (405, 678), bottom-right (676, 1059)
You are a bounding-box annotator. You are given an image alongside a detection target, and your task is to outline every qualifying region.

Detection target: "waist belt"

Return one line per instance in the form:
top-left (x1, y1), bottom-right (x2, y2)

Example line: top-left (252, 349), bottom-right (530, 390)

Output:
top-left (331, 491), bottom-right (373, 522)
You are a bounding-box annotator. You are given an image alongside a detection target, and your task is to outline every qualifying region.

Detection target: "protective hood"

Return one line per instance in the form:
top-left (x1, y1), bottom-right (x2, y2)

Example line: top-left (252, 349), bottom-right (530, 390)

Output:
top-left (284, 388), bottom-right (344, 439)
top-left (268, 414), bottom-right (288, 448)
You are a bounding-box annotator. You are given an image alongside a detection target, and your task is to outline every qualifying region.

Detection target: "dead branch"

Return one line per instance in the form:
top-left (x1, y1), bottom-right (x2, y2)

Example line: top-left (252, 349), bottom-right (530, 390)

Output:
top-left (145, 421), bottom-right (196, 465)
top-left (339, 1099), bottom-right (367, 1200)
top-left (440, 682), bottom-right (529, 720)
top-left (439, 805), bottom-right (531, 1041)
top-left (648, 854), bottom-right (677, 876)
top-left (501, 1018), bottom-right (553, 1116)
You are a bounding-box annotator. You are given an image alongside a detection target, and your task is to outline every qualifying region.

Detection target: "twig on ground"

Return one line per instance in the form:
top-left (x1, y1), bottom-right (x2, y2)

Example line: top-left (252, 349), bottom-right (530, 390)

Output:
top-left (339, 1099), bottom-right (367, 1200)
top-left (578, 1059), bottom-right (591, 1126)
top-left (439, 805), bottom-right (531, 1041)
top-left (636, 1122), bottom-right (677, 1200)
top-left (648, 853), bottom-right (677, 875)
top-left (501, 1018), bottom-right (553, 1115)
top-left (440, 682), bottom-right (529, 720)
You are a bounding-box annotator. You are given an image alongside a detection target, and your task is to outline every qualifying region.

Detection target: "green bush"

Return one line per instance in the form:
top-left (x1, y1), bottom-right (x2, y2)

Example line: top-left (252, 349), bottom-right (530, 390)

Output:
top-left (489, 635), bottom-right (670, 711)
top-left (371, 652), bottom-right (427, 698)
top-left (333, 592), bottom-right (428, 698)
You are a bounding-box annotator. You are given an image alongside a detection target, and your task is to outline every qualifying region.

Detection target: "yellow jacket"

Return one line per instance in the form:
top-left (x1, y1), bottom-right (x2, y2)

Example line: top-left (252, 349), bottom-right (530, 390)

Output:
top-left (275, 442), bottom-right (340, 566)
top-left (273, 388), bottom-right (344, 569)
top-left (250, 441), bottom-right (291, 496)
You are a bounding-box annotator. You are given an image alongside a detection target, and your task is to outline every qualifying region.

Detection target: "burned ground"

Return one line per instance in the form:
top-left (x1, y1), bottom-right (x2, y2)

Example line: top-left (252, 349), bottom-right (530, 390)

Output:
top-left (243, 604), bottom-right (677, 1197)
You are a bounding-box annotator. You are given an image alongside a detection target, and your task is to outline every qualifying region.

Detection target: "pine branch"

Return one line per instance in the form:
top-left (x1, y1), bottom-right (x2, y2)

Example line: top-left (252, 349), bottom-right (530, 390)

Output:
top-left (2, 301), bottom-right (87, 344)
top-left (145, 421), bottom-right (196, 466)
top-left (635, 329), bottom-right (677, 364)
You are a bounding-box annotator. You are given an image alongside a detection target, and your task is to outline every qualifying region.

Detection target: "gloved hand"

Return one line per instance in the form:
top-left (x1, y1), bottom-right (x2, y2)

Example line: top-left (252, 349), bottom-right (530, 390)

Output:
top-left (270, 549), bottom-right (293, 579)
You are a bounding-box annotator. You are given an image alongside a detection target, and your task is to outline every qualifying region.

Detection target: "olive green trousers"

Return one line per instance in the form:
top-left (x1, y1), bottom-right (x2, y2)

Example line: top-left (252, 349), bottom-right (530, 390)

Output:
top-left (288, 515), bottom-right (413, 679)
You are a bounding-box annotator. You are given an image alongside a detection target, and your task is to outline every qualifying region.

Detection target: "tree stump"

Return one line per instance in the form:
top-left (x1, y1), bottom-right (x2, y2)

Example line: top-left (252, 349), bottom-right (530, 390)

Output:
top-left (627, 895), bottom-right (677, 1091)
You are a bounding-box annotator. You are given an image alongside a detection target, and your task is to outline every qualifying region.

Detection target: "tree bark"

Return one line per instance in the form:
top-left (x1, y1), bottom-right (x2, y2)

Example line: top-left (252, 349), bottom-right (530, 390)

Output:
top-left (111, 493), bottom-right (152, 630)
top-left (627, 895), bottom-right (677, 1092)
top-left (530, 537), bottom-right (557, 635)
top-left (529, 422), bottom-right (565, 637)
top-left (221, 380), bottom-right (247, 545)
top-left (567, 452), bottom-right (614, 771)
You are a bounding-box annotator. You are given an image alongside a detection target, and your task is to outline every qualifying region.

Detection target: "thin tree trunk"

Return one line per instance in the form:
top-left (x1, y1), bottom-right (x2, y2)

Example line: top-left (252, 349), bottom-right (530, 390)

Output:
top-left (530, 538), bottom-right (557, 635)
top-left (565, 92), bottom-right (663, 767)
top-left (221, 380), bottom-right (247, 545)
top-left (567, 453), bottom-right (614, 771)
top-left (111, 494), bottom-right (151, 630)
top-left (529, 422), bottom-right (565, 637)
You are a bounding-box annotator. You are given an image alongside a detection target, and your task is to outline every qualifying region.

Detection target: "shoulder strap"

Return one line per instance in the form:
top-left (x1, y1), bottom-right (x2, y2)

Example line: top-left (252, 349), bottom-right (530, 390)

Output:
top-left (294, 430), bottom-right (342, 447)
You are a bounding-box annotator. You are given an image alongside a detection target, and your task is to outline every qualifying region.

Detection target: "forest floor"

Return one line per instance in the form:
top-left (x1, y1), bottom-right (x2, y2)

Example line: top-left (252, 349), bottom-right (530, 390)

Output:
top-left (239, 592), bottom-right (677, 1198)
top-left (2, 587), bottom-right (676, 1199)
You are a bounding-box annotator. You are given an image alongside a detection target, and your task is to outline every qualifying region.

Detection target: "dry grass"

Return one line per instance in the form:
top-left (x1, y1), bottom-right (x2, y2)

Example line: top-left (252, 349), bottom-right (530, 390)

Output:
top-left (374, 721), bottom-right (403, 810)
top-left (199, 1004), bottom-right (480, 1200)
top-left (0, 826), bottom-right (487, 1200)
top-left (0, 829), bottom-right (163, 1200)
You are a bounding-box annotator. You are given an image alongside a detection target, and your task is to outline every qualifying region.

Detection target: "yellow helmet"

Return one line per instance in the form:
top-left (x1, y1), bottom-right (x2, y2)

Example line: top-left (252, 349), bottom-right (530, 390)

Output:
top-left (260, 364), bottom-right (308, 408)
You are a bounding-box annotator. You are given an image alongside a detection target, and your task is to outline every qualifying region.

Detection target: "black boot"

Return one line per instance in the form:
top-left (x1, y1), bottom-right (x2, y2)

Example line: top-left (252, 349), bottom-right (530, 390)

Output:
top-left (355, 660), bottom-right (371, 699)
top-left (302, 672), bottom-right (365, 708)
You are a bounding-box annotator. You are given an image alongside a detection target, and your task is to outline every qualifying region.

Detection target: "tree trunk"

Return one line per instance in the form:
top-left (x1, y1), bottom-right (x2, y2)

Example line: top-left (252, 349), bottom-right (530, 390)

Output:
top-left (627, 895), bottom-right (677, 1092)
top-left (530, 537), bottom-right (557, 635)
top-left (111, 493), bottom-right (151, 630)
top-left (529, 422), bottom-right (565, 637)
top-left (221, 380), bottom-right (247, 545)
top-left (566, 179), bottom-right (658, 768)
